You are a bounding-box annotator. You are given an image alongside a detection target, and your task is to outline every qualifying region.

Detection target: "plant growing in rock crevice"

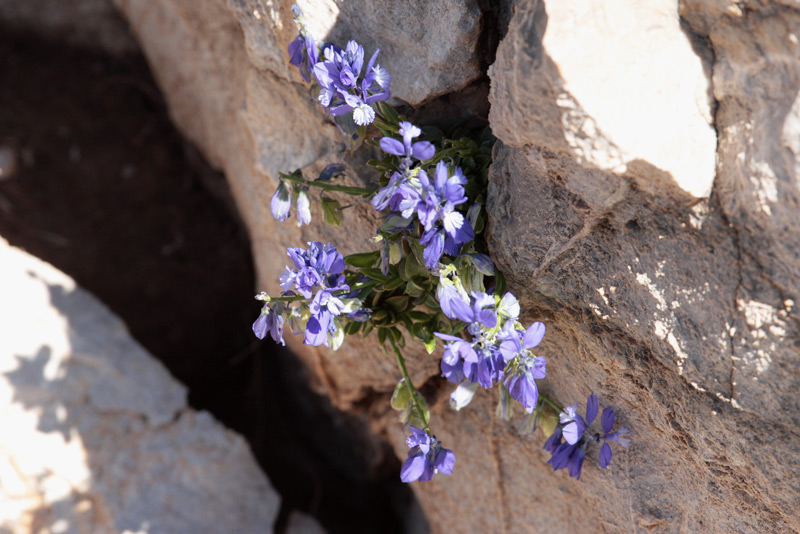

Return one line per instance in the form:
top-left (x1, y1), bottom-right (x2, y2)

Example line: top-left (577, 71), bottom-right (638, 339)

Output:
top-left (252, 6), bottom-right (630, 483)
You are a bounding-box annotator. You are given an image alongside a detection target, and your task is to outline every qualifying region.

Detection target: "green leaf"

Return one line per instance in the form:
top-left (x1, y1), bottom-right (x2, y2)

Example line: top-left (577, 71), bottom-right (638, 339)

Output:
top-left (321, 196), bottom-right (343, 226)
top-left (424, 294), bottom-right (440, 310)
top-left (408, 311), bottom-right (430, 322)
top-left (377, 328), bottom-right (388, 346)
top-left (360, 268), bottom-right (388, 282)
top-left (495, 270), bottom-right (507, 296)
top-left (403, 252), bottom-right (429, 280)
top-left (404, 278), bottom-right (425, 298)
top-left (382, 276), bottom-right (405, 291)
top-left (389, 326), bottom-right (403, 344)
top-left (390, 379), bottom-right (412, 411)
top-left (424, 337), bottom-right (436, 354)
top-left (344, 251), bottom-right (380, 268)
top-left (361, 323), bottom-right (373, 339)
top-left (373, 119), bottom-right (399, 136)
top-left (344, 320), bottom-right (362, 336)
top-left (375, 101), bottom-right (400, 125)
top-left (385, 296), bottom-right (410, 312)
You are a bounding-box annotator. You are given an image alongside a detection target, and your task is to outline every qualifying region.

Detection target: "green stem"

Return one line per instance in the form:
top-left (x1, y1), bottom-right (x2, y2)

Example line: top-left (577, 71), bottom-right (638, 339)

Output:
top-left (539, 393), bottom-right (562, 413)
top-left (280, 172), bottom-right (374, 196)
top-left (389, 338), bottom-right (430, 434)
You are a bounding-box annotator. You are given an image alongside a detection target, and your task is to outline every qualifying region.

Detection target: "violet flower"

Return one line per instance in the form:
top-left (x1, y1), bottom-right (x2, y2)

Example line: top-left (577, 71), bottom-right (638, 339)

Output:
top-left (415, 162), bottom-right (474, 267)
top-left (313, 41), bottom-right (390, 126)
top-left (545, 395), bottom-right (630, 479)
top-left (499, 321), bottom-right (547, 412)
top-left (379, 121), bottom-right (435, 162)
top-left (252, 301), bottom-right (286, 346)
top-left (400, 426), bottom-right (455, 483)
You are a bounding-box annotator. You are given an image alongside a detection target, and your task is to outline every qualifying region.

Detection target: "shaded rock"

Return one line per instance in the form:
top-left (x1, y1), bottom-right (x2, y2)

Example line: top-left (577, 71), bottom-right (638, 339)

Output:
top-left (110, 0), bottom-right (442, 408)
top-left (0, 237), bottom-right (280, 533)
top-left (38, 0), bottom-right (800, 532)
top-left (0, 0), bottom-right (137, 54)
top-left (286, 511), bottom-right (327, 534)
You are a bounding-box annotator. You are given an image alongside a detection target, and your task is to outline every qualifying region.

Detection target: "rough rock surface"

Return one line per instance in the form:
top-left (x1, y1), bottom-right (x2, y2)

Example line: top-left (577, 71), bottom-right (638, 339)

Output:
top-left (76, 0), bottom-right (800, 532)
top-left (0, 236), bottom-right (280, 533)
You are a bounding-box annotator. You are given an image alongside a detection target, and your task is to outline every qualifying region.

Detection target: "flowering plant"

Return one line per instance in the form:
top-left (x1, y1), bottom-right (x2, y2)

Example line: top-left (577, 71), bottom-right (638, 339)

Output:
top-left (252, 6), bottom-right (630, 483)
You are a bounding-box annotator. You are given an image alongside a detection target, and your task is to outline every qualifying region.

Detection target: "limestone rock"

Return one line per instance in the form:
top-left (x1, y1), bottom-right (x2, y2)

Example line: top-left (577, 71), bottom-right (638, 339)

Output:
top-left (40, 0), bottom-right (800, 532)
top-left (0, 237), bottom-right (280, 533)
top-left (460, 0), bottom-right (800, 532)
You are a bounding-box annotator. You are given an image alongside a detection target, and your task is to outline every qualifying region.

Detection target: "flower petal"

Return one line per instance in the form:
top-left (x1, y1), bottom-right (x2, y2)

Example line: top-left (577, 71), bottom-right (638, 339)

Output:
top-left (400, 452), bottom-right (425, 483)
top-left (599, 442), bottom-right (613, 468)
top-left (601, 407), bottom-right (616, 434)
top-left (523, 321), bottom-right (546, 349)
top-left (379, 137), bottom-right (405, 156)
top-left (586, 394), bottom-right (599, 425)
top-left (411, 141), bottom-right (435, 161)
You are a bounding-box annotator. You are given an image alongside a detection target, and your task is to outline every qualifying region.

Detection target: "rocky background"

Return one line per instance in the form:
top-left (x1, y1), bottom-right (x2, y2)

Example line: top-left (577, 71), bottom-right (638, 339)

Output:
top-left (2, 0), bottom-right (799, 532)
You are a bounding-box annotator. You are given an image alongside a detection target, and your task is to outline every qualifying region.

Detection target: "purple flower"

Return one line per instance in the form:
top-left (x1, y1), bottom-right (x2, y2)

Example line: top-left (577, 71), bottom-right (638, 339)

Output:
top-left (435, 333), bottom-right (471, 383)
top-left (414, 162), bottom-right (474, 266)
top-left (545, 395), bottom-right (631, 479)
top-left (598, 407), bottom-right (631, 468)
top-left (379, 121), bottom-right (435, 162)
top-left (287, 6), bottom-right (320, 82)
top-left (280, 241), bottom-right (347, 299)
top-left (400, 427), bottom-right (455, 482)
top-left (371, 172), bottom-right (417, 213)
top-left (313, 41), bottom-right (390, 126)
top-left (446, 291), bottom-right (497, 329)
top-left (502, 354), bottom-right (546, 413)
top-left (252, 302), bottom-right (285, 346)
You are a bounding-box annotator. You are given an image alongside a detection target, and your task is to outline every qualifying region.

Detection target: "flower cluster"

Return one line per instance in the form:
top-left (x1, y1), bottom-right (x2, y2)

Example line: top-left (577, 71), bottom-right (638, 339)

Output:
top-left (373, 123), bottom-right (474, 267)
top-left (253, 242), bottom-right (366, 350)
top-left (288, 8), bottom-right (390, 126)
top-left (250, 7), bottom-right (632, 486)
top-left (435, 288), bottom-right (547, 414)
top-left (544, 394), bottom-right (631, 479)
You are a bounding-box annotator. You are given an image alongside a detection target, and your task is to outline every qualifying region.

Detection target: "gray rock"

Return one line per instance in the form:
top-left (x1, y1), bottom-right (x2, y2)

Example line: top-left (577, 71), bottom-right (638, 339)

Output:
top-left (28, 0), bottom-right (800, 532)
top-left (0, 237), bottom-right (280, 533)
top-left (227, 0), bottom-right (484, 105)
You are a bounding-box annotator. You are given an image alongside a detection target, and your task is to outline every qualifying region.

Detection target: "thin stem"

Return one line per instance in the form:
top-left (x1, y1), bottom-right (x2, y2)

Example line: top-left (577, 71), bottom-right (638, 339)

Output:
top-left (389, 338), bottom-right (430, 434)
top-left (280, 172), bottom-right (374, 196)
top-left (539, 392), bottom-right (562, 413)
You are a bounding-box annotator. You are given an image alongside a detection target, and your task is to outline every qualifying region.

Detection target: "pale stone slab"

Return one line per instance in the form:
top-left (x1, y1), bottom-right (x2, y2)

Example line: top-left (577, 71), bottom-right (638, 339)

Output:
top-left (0, 237), bottom-right (280, 533)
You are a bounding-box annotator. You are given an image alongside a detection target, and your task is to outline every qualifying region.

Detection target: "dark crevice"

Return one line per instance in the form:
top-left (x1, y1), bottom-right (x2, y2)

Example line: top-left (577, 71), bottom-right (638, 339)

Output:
top-left (397, 0), bottom-right (514, 130)
top-left (0, 26), bottom-right (423, 534)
